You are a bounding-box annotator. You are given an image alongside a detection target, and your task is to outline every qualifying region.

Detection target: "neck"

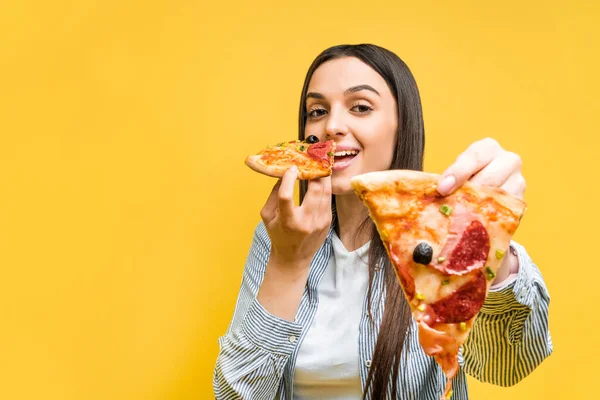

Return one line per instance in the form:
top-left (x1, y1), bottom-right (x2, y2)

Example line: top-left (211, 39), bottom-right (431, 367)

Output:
top-left (334, 192), bottom-right (372, 251)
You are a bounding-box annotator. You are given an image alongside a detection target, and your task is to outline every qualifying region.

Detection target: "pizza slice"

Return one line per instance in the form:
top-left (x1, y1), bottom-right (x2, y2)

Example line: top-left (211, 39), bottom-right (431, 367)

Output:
top-left (350, 170), bottom-right (526, 400)
top-left (245, 136), bottom-right (336, 180)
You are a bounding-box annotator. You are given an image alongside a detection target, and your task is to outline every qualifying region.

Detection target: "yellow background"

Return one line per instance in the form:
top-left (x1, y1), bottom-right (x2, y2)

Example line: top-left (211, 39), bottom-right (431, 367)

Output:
top-left (1, 0), bottom-right (598, 399)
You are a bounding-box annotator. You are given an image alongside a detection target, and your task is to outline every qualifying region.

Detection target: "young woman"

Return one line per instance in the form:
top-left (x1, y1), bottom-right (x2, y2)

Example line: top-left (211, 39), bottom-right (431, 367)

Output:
top-left (213, 44), bottom-right (552, 400)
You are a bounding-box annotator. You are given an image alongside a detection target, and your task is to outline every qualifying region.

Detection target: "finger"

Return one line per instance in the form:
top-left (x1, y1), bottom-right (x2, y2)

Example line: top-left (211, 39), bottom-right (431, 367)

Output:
top-left (260, 179), bottom-right (282, 224)
top-left (438, 138), bottom-right (502, 195)
top-left (500, 172), bottom-right (526, 199)
top-left (317, 176), bottom-right (332, 219)
top-left (300, 177), bottom-right (326, 214)
top-left (469, 151), bottom-right (522, 188)
top-left (303, 176), bottom-right (332, 224)
top-left (277, 166), bottom-right (298, 220)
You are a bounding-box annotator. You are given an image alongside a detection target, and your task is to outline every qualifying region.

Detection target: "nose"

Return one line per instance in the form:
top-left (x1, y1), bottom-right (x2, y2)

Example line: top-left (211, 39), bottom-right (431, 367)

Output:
top-left (324, 107), bottom-right (349, 139)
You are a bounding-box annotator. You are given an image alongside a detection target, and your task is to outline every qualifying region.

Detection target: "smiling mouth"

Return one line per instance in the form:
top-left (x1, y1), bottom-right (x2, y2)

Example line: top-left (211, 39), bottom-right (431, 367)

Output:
top-left (332, 149), bottom-right (359, 170)
top-left (333, 149), bottom-right (359, 164)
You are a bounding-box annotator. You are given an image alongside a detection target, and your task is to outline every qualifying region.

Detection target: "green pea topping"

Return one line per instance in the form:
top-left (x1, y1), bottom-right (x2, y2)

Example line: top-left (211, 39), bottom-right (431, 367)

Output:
top-left (440, 204), bottom-right (453, 216)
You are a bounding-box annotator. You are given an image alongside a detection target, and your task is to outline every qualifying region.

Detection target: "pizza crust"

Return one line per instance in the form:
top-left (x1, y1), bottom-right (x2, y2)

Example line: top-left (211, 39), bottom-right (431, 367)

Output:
top-left (351, 169), bottom-right (526, 217)
top-left (245, 154), bottom-right (331, 180)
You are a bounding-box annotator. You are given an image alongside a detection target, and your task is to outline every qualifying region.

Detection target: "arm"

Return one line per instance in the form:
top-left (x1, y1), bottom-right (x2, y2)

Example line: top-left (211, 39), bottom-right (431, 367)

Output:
top-left (214, 168), bottom-right (332, 399)
top-left (257, 249), bottom-right (311, 321)
top-left (462, 242), bottom-right (553, 386)
top-left (213, 222), bottom-right (303, 400)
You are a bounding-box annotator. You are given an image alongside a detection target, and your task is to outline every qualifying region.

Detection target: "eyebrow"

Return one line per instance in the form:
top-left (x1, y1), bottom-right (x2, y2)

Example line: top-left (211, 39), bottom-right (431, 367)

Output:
top-left (344, 84), bottom-right (380, 96)
top-left (306, 84), bottom-right (380, 100)
top-left (306, 92), bottom-right (325, 99)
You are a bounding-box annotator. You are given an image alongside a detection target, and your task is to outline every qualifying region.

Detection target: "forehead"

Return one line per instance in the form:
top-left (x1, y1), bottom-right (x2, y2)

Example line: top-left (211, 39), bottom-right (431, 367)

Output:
top-left (307, 56), bottom-right (390, 96)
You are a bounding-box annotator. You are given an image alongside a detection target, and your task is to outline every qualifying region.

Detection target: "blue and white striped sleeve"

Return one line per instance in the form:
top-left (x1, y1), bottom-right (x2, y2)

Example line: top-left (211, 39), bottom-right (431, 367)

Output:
top-left (213, 222), bottom-right (302, 400)
top-left (462, 241), bottom-right (553, 386)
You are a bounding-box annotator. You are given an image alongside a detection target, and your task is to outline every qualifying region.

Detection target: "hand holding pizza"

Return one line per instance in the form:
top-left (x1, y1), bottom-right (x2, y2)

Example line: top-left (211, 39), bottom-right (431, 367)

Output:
top-left (437, 138), bottom-right (526, 199)
top-left (436, 137), bottom-right (523, 288)
top-left (260, 166), bottom-right (332, 269)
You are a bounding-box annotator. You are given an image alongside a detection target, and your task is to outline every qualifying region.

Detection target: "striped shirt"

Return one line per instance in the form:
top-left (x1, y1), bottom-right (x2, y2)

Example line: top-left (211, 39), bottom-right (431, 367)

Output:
top-left (213, 220), bottom-right (552, 399)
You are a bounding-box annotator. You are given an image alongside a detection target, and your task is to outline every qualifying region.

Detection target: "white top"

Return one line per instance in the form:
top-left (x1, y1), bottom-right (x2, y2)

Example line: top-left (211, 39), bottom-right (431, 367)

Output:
top-left (293, 231), bottom-right (370, 400)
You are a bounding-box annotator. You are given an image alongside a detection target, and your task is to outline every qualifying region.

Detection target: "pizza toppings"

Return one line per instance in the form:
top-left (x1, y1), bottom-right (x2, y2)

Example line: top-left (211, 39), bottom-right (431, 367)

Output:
top-left (485, 266), bottom-right (496, 280)
top-left (305, 135), bottom-right (319, 144)
top-left (495, 249), bottom-right (505, 259)
top-left (459, 322), bottom-right (467, 331)
top-left (413, 242), bottom-right (433, 265)
top-left (306, 141), bottom-right (334, 163)
top-left (440, 204), bottom-right (453, 216)
top-left (445, 221), bottom-right (490, 274)
top-left (416, 321), bottom-right (458, 362)
top-left (429, 271), bottom-right (487, 324)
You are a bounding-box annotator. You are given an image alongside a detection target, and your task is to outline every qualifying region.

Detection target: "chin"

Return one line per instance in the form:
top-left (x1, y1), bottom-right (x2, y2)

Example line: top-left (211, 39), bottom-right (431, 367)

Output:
top-left (331, 176), bottom-right (354, 196)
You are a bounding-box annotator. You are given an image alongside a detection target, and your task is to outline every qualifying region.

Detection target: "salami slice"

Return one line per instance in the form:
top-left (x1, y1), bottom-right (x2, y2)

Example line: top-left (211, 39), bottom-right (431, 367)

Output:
top-left (445, 220), bottom-right (490, 274)
top-left (429, 271), bottom-right (487, 323)
top-left (307, 141), bottom-right (333, 164)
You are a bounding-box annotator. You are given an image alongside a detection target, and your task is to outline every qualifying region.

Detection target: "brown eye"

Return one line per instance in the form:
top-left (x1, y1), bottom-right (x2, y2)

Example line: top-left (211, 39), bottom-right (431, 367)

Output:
top-left (351, 104), bottom-right (373, 114)
top-left (305, 135), bottom-right (319, 144)
top-left (308, 109), bottom-right (327, 118)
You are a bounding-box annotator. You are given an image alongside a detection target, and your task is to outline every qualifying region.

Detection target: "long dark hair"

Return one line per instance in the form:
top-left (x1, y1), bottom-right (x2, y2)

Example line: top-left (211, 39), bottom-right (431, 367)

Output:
top-left (298, 44), bottom-right (425, 398)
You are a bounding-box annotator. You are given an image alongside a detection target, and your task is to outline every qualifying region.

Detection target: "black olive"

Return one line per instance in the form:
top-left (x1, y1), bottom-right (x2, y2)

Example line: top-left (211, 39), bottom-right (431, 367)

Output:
top-left (305, 135), bottom-right (319, 144)
top-left (413, 242), bottom-right (433, 265)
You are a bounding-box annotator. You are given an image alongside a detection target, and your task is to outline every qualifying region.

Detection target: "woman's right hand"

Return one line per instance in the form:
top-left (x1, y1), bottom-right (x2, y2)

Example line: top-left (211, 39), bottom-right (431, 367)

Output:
top-left (260, 165), bottom-right (332, 270)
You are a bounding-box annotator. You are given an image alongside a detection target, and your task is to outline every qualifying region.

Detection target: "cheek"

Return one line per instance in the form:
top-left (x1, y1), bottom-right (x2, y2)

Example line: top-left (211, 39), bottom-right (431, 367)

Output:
top-left (360, 121), bottom-right (397, 168)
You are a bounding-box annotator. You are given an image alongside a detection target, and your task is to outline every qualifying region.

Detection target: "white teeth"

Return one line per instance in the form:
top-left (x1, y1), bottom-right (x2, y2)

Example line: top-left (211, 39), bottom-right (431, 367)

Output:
top-left (334, 150), bottom-right (359, 156)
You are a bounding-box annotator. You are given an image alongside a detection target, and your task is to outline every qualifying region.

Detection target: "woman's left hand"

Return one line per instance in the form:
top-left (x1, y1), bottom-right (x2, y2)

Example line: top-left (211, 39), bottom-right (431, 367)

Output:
top-left (436, 138), bottom-right (525, 284)
top-left (436, 137), bottom-right (526, 199)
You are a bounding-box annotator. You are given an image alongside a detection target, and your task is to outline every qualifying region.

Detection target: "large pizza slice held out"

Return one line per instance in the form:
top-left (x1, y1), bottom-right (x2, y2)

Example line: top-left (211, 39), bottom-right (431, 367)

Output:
top-left (350, 170), bottom-right (527, 399)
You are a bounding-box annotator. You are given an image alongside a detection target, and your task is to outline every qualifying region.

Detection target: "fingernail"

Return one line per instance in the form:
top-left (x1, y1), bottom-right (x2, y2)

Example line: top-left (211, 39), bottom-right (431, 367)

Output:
top-left (289, 166), bottom-right (298, 172)
top-left (438, 175), bottom-right (456, 194)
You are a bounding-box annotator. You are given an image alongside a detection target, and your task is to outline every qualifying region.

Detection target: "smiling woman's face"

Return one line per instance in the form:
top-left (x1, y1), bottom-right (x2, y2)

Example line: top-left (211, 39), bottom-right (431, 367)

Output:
top-left (304, 56), bottom-right (399, 195)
